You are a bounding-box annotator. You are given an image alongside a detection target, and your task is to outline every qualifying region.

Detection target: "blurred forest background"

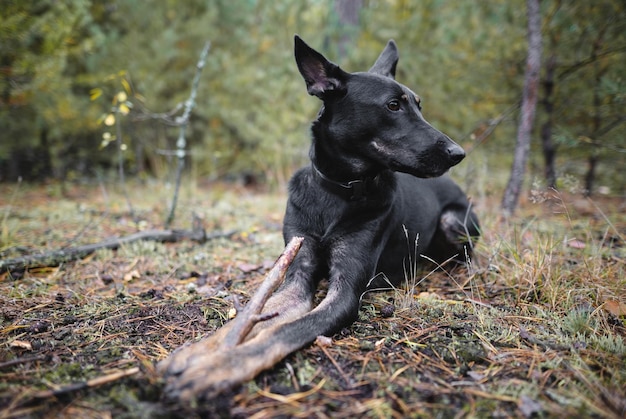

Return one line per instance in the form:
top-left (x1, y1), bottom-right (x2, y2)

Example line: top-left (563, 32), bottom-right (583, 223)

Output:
top-left (1, 0), bottom-right (625, 196)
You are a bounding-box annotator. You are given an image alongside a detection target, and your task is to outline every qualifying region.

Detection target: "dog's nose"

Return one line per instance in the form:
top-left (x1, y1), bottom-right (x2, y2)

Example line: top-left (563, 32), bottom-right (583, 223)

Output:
top-left (447, 143), bottom-right (465, 164)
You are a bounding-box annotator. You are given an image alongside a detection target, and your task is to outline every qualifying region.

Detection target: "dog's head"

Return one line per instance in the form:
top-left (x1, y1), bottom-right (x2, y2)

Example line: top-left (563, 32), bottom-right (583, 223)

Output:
top-left (294, 35), bottom-right (465, 178)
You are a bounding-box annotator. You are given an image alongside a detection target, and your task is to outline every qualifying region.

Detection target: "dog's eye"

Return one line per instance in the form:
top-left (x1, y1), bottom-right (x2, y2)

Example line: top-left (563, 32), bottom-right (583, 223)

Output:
top-left (387, 100), bottom-right (401, 111)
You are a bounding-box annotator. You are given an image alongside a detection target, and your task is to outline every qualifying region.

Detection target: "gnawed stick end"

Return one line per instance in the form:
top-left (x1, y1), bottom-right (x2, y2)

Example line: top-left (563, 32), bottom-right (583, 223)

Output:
top-left (158, 236), bottom-right (304, 400)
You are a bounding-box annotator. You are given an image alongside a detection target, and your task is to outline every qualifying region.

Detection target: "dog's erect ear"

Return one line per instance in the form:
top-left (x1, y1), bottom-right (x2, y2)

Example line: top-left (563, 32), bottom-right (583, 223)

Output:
top-left (294, 35), bottom-right (347, 99)
top-left (369, 40), bottom-right (398, 79)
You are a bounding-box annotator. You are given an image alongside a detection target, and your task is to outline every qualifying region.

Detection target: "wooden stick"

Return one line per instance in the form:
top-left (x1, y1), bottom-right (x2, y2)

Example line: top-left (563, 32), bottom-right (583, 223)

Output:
top-left (222, 236), bottom-right (304, 348)
top-left (33, 367), bottom-right (140, 399)
top-left (158, 236), bottom-right (305, 395)
top-left (0, 355), bottom-right (46, 370)
top-left (0, 229), bottom-right (236, 272)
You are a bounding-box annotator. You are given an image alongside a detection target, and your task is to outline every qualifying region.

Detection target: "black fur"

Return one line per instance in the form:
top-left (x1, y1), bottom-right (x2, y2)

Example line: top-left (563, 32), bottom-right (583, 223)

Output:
top-left (256, 36), bottom-right (479, 339)
top-left (159, 37), bottom-right (481, 399)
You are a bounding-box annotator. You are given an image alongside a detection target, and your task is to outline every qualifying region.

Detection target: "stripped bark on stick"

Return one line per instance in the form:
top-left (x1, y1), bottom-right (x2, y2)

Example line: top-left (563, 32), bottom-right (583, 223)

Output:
top-left (158, 236), bottom-right (304, 400)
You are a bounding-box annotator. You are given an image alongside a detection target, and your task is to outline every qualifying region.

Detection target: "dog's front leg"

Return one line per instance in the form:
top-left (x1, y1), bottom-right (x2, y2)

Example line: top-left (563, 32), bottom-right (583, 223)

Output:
top-left (160, 237), bottom-right (374, 401)
top-left (245, 236), bottom-right (323, 339)
top-left (160, 266), bottom-right (366, 401)
top-left (159, 237), bottom-right (323, 400)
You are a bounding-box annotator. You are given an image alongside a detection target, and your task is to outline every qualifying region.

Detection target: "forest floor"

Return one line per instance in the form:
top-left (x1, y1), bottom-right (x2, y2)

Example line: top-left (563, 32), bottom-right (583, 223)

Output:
top-left (0, 179), bottom-right (625, 418)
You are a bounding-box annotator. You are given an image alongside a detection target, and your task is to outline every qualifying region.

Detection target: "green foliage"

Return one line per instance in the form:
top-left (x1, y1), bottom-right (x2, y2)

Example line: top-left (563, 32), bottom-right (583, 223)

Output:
top-left (1, 0), bottom-right (625, 191)
top-left (541, 2), bottom-right (626, 191)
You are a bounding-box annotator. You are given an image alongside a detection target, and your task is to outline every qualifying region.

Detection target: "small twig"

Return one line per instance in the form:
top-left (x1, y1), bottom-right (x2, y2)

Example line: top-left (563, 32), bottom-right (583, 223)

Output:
top-left (222, 236), bottom-right (304, 348)
top-left (231, 293), bottom-right (244, 313)
top-left (33, 367), bottom-right (140, 399)
top-left (462, 104), bottom-right (519, 154)
top-left (0, 355), bottom-right (47, 370)
top-left (256, 378), bottom-right (326, 404)
top-left (519, 326), bottom-right (569, 351)
top-left (165, 41), bottom-right (211, 228)
top-left (250, 312), bottom-right (280, 323)
top-left (317, 339), bottom-right (352, 387)
top-left (393, 325), bottom-right (440, 347)
top-left (132, 101), bottom-right (185, 125)
top-left (60, 217), bottom-right (99, 251)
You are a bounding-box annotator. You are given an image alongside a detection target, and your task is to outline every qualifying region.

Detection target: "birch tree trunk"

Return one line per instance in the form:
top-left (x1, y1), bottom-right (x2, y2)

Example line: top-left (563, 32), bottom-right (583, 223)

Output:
top-left (501, 0), bottom-right (542, 216)
top-left (334, 0), bottom-right (362, 59)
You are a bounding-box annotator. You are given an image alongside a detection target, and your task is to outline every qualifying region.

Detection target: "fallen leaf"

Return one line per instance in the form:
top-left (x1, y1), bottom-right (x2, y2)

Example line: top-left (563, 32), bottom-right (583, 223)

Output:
top-left (603, 300), bottom-right (626, 317)
top-left (237, 263), bottom-right (261, 273)
top-left (567, 239), bottom-right (586, 249)
top-left (10, 340), bottom-right (32, 350)
top-left (196, 285), bottom-right (218, 296)
top-left (465, 297), bottom-right (493, 308)
top-left (416, 292), bottom-right (442, 300)
top-left (123, 269), bottom-right (141, 282)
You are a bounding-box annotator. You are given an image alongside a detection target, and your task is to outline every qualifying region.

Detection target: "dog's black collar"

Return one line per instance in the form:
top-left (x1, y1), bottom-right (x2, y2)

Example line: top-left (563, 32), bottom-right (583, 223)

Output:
top-left (311, 165), bottom-right (380, 201)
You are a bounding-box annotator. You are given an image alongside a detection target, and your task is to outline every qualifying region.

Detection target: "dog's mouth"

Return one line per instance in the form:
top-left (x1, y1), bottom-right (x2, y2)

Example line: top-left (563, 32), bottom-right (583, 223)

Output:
top-left (370, 140), bottom-right (462, 178)
top-left (403, 165), bottom-right (452, 179)
top-left (387, 158), bottom-right (455, 179)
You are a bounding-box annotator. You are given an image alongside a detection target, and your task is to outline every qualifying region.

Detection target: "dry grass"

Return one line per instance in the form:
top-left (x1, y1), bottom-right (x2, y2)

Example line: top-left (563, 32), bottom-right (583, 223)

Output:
top-left (0, 178), bottom-right (624, 418)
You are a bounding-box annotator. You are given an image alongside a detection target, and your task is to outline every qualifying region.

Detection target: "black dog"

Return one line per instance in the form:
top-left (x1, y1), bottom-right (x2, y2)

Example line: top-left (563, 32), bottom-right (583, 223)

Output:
top-left (160, 36), bottom-right (479, 399)
top-left (253, 35), bottom-right (480, 335)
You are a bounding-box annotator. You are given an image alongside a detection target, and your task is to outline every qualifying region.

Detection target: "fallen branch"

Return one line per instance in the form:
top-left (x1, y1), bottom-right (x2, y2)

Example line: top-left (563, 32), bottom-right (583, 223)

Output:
top-left (0, 228), bottom-right (236, 273)
top-left (158, 236), bottom-right (303, 400)
top-left (33, 367), bottom-right (140, 399)
top-left (0, 355), bottom-right (47, 370)
top-left (519, 326), bottom-right (570, 351)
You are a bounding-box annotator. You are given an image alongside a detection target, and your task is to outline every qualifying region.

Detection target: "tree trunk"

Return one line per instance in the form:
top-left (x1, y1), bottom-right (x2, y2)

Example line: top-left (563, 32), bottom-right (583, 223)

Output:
top-left (38, 126), bottom-right (53, 179)
top-left (584, 37), bottom-right (605, 197)
top-left (541, 53), bottom-right (557, 189)
top-left (501, 0), bottom-right (542, 216)
top-left (333, 0), bottom-right (362, 59)
top-left (584, 154), bottom-right (598, 196)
